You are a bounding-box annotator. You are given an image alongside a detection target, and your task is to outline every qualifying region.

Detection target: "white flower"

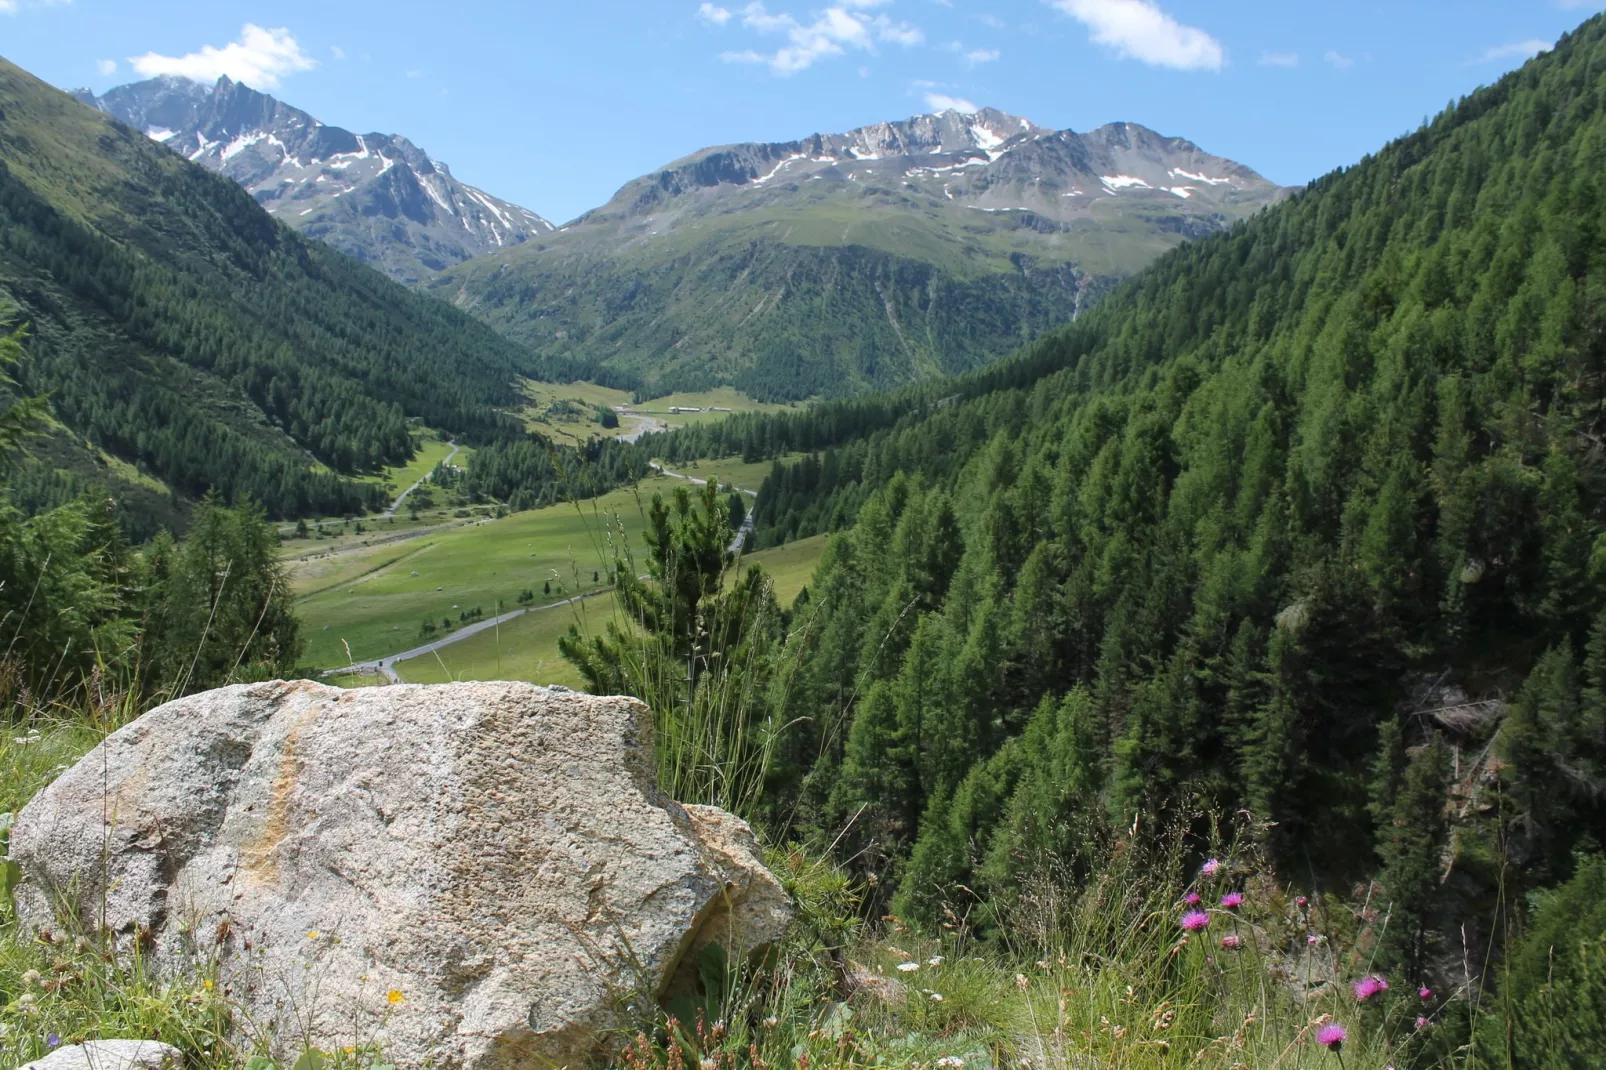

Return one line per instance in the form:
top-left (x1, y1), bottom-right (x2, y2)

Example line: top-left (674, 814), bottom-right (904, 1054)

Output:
top-left (927, 955), bottom-right (945, 967)
top-left (929, 992), bottom-right (945, 1002)
top-left (936, 1057), bottom-right (965, 1068)
top-left (896, 961), bottom-right (920, 972)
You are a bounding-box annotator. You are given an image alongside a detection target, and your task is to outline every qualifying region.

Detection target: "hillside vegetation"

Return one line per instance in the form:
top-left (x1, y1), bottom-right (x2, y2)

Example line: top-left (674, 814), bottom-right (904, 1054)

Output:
top-left (646, 15), bottom-right (1606, 1051)
top-left (0, 56), bottom-right (543, 522)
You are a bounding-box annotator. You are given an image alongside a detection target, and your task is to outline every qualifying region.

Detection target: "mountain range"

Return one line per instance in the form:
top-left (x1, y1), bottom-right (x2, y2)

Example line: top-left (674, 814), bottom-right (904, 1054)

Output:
top-left (71, 75), bottom-right (553, 285)
top-left (430, 107), bottom-right (1292, 400)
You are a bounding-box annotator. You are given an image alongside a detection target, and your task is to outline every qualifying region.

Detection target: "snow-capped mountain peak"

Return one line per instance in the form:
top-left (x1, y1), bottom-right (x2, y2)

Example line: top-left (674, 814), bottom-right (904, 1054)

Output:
top-left (72, 76), bottom-right (552, 284)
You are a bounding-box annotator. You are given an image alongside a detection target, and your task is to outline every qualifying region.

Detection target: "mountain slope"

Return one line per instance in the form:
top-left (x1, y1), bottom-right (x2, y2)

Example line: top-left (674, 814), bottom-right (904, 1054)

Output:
top-left (665, 17), bottom-right (1606, 939)
top-left (0, 54), bottom-right (539, 520)
top-left (72, 76), bottom-right (553, 285)
top-left (432, 108), bottom-right (1290, 401)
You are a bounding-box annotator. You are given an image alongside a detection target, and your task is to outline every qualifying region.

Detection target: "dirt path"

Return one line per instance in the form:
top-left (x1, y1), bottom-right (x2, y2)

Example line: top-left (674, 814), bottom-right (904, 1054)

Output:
top-left (384, 441), bottom-right (459, 517)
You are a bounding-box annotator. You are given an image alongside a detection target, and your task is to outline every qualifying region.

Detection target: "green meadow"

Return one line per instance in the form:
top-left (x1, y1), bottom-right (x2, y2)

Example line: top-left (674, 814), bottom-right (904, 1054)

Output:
top-left (389, 531), bottom-right (827, 687)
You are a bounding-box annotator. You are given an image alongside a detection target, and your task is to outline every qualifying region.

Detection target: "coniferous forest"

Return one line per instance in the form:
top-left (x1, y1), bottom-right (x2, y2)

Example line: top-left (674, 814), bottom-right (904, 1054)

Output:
top-left (649, 12), bottom-right (1606, 1024)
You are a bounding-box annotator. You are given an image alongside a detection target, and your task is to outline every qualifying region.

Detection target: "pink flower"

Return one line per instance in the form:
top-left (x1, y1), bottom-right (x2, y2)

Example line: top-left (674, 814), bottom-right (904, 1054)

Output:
top-left (1307, 934), bottom-right (1320, 945)
top-left (1418, 987), bottom-right (1432, 1000)
top-left (1296, 896), bottom-right (1309, 907)
top-left (1316, 1024), bottom-right (1348, 1051)
top-left (1352, 975), bottom-right (1390, 1002)
top-left (1221, 934), bottom-right (1243, 950)
top-left (1415, 1016), bottom-right (1429, 1031)
top-left (1220, 892), bottom-right (1245, 910)
top-left (1184, 892), bottom-right (1201, 905)
top-left (1181, 910), bottom-right (1210, 932)
top-left (1201, 858), bottom-right (1222, 877)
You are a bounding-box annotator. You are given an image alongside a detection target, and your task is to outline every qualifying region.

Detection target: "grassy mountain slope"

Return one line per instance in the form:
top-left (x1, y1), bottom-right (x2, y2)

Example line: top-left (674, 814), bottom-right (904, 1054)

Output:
top-left (0, 55), bottom-right (541, 521)
top-left (432, 112), bottom-right (1287, 402)
top-left (660, 14), bottom-right (1606, 986)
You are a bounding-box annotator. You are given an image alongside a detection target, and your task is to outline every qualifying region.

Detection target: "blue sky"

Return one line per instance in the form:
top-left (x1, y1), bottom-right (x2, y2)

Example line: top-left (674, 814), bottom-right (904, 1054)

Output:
top-left (2, 1), bottom-right (1601, 223)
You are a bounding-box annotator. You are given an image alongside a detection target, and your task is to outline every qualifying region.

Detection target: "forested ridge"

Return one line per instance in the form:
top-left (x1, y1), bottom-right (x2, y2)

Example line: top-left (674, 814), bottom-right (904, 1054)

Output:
top-left (650, 13), bottom-right (1606, 1002)
top-left (0, 56), bottom-right (549, 521)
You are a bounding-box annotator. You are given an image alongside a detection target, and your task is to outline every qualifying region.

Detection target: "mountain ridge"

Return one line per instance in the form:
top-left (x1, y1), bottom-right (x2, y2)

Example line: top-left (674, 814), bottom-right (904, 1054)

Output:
top-left (72, 75), bottom-right (553, 285)
top-left (433, 105), bottom-right (1293, 401)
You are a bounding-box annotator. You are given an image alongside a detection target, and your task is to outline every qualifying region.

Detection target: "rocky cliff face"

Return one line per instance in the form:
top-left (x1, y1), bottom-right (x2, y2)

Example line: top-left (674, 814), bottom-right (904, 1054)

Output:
top-left (73, 77), bottom-right (552, 284)
top-left (8, 681), bottom-right (790, 1069)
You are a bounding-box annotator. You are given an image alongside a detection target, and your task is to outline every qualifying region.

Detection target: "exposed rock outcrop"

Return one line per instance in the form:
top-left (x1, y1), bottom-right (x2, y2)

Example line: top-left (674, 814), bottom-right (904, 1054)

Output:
top-left (22, 1040), bottom-right (183, 1070)
top-left (8, 681), bottom-right (790, 1069)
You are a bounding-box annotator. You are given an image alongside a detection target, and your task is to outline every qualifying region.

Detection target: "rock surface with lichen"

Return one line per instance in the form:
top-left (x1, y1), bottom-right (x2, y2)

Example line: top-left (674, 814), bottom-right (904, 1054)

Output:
top-left (7, 681), bottom-right (791, 1069)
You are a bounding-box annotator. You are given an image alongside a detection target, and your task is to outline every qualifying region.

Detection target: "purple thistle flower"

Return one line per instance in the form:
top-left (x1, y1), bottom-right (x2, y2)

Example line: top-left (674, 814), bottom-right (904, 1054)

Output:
top-left (1221, 892), bottom-right (1245, 910)
top-left (1316, 1024), bottom-right (1348, 1051)
top-left (1352, 974), bottom-right (1390, 1002)
top-left (1221, 934), bottom-right (1244, 950)
top-left (1418, 987), bottom-right (1432, 1000)
top-left (1181, 910), bottom-right (1210, 932)
top-left (1415, 1016), bottom-right (1429, 1031)
top-left (1184, 892), bottom-right (1201, 905)
top-left (1201, 858), bottom-right (1223, 877)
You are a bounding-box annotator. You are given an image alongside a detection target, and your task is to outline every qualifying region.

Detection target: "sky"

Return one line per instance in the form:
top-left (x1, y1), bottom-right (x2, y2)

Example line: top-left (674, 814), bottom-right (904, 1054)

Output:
top-left (2, 1), bottom-right (1602, 224)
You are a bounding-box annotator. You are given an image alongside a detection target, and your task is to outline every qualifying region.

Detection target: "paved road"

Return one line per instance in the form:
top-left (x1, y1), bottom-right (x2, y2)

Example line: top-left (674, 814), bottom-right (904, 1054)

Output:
top-left (383, 441), bottom-right (459, 518)
top-left (647, 462), bottom-right (759, 552)
top-left (334, 588), bottom-right (606, 684)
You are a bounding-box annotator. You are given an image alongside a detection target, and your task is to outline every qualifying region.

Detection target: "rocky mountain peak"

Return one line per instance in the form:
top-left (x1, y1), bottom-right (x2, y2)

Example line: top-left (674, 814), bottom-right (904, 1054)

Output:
top-left (73, 75), bottom-right (551, 284)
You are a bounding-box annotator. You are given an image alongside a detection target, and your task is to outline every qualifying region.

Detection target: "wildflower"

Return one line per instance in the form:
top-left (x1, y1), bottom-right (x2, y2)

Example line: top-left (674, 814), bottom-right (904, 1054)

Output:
top-left (1296, 896), bottom-right (1309, 907)
top-left (1352, 975), bottom-right (1389, 1002)
top-left (927, 955), bottom-right (945, 967)
top-left (46, 1034), bottom-right (60, 1049)
top-left (1316, 1023), bottom-right (1348, 1051)
top-left (700, 1058), bottom-right (718, 1070)
top-left (20, 970), bottom-right (40, 987)
top-left (896, 961), bottom-right (920, 973)
top-left (1220, 892), bottom-right (1244, 910)
top-left (763, 1017), bottom-right (778, 1030)
top-left (1221, 935), bottom-right (1244, 950)
top-left (1181, 910), bottom-right (1210, 932)
top-left (1307, 934), bottom-right (1320, 945)
top-left (1415, 1017), bottom-right (1429, 1031)
top-left (936, 1057), bottom-right (965, 1068)
top-left (1184, 892), bottom-right (1201, 905)
top-left (1015, 973), bottom-right (1030, 990)
top-left (306, 931), bottom-right (320, 940)
top-left (387, 989), bottom-right (406, 1005)
top-left (344, 1048), bottom-right (356, 1056)
top-left (1201, 858), bottom-right (1222, 877)
top-left (203, 980), bottom-right (214, 991)
top-left (929, 992), bottom-right (944, 1002)
top-left (1418, 987), bottom-right (1432, 1000)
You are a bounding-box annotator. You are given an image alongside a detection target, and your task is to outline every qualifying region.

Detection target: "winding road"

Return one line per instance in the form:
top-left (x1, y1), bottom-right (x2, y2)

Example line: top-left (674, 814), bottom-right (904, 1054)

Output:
top-left (328, 461), bottom-right (761, 684)
top-left (383, 441), bottom-right (459, 518)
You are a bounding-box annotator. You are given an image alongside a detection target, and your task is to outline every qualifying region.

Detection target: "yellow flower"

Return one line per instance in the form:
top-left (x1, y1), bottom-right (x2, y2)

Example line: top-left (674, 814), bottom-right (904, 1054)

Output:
top-left (344, 1048), bottom-right (356, 1055)
top-left (306, 931), bottom-right (320, 940)
top-left (387, 989), bottom-right (406, 1005)
top-left (202, 980), bottom-right (214, 991)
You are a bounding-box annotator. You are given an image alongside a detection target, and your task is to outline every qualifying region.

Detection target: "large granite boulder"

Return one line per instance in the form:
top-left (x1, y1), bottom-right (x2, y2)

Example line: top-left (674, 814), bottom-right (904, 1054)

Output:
top-left (7, 681), bottom-right (790, 1069)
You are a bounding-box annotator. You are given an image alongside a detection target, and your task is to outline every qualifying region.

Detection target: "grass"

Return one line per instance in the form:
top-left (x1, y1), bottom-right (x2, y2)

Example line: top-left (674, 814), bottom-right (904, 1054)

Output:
top-left (741, 533), bottom-right (826, 607)
top-left (353, 436), bottom-right (466, 497)
top-left (656, 456), bottom-right (788, 493)
top-left (293, 480), bottom-right (691, 670)
top-left (393, 598), bottom-right (594, 689)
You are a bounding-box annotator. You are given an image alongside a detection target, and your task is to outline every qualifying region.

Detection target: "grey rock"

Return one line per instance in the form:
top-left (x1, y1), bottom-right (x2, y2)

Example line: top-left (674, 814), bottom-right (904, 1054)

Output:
top-left (21, 1040), bottom-right (182, 1070)
top-left (9, 681), bottom-right (789, 1069)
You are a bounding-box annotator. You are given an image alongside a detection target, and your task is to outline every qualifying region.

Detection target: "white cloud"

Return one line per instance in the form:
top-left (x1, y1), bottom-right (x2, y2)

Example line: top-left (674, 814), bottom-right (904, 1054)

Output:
top-left (698, 2), bottom-right (734, 24)
top-left (925, 92), bottom-right (977, 113)
top-left (128, 24), bottom-right (316, 89)
top-left (1323, 49), bottom-right (1353, 70)
top-left (1258, 51), bottom-right (1298, 68)
top-left (966, 47), bottom-right (1000, 64)
top-left (0, 0), bottom-right (73, 14)
top-left (719, 2), bottom-right (925, 74)
top-left (1048, 0), bottom-right (1223, 72)
top-left (977, 13), bottom-right (1006, 28)
top-left (330, 45), bottom-right (346, 60)
top-left (1465, 39), bottom-right (1552, 65)
top-left (96, 59), bottom-right (117, 76)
